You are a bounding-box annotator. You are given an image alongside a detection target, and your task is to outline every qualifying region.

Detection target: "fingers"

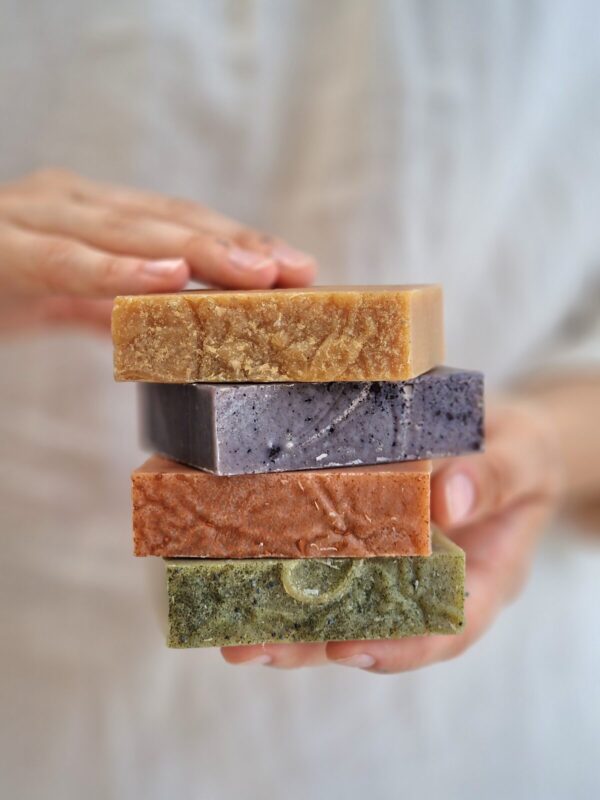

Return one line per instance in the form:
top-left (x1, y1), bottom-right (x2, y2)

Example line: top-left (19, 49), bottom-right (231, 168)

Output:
top-left (2, 195), bottom-right (196, 258)
top-left (38, 171), bottom-right (244, 238)
top-left (0, 167), bottom-right (317, 329)
top-left (221, 643), bottom-right (328, 668)
top-left (11, 169), bottom-right (318, 288)
top-left (183, 232), bottom-right (278, 289)
top-left (233, 229), bottom-right (317, 288)
top-left (326, 634), bottom-right (462, 674)
top-left (0, 224), bottom-right (190, 297)
top-left (1, 197), bottom-right (281, 289)
top-left (431, 402), bottom-right (562, 529)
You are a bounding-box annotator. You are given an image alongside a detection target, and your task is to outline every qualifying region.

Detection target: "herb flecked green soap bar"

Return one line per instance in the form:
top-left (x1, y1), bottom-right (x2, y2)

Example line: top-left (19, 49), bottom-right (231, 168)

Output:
top-left (166, 530), bottom-right (465, 648)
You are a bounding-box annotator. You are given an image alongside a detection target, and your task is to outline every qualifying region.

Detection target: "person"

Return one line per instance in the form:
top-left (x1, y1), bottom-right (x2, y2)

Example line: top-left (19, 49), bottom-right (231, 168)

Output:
top-left (1, 3), bottom-right (599, 798)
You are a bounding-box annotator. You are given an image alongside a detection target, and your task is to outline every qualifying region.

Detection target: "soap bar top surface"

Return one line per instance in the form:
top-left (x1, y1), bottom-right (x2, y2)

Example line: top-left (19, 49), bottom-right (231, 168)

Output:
top-left (166, 530), bottom-right (465, 648)
top-left (132, 455), bottom-right (431, 558)
top-left (113, 285), bottom-right (443, 383)
top-left (140, 366), bottom-right (483, 475)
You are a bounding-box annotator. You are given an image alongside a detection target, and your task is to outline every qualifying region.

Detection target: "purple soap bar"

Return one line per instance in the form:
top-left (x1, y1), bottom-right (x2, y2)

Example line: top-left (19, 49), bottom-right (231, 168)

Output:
top-left (139, 367), bottom-right (484, 475)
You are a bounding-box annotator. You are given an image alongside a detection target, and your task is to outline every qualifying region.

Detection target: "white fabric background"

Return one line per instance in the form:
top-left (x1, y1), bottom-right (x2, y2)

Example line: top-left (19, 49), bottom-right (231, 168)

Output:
top-left (0, 2), bottom-right (599, 799)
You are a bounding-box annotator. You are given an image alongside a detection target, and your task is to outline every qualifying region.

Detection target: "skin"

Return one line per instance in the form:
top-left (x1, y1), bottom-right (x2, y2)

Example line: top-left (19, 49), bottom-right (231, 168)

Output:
top-left (1, 169), bottom-right (598, 674)
top-left (0, 168), bottom-right (317, 332)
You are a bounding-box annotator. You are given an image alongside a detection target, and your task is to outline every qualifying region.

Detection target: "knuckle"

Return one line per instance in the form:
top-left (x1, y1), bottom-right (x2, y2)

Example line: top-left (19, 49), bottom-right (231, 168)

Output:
top-left (235, 228), bottom-right (272, 251)
top-left (39, 239), bottom-right (77, 291)
top-left (100, 207), bottom-right (140, 233)
top-left (43, 237), bottom-right (74, 264)
top-left (186, 231), bottom-right (227, 257)
top-left (94, 255), bottom-right (134, 291)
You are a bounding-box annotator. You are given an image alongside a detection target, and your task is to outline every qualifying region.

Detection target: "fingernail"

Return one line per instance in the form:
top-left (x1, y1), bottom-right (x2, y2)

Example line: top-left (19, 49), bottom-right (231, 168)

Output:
top-left (272, 244), bottom-right (314, 269)
top-left (228, 246), bottom-right (273, 272)
top-left (239, 654), bottom-right (272, 666)
top-left (446, 472), bottom-right (475, 524)
top-left (333, 654), bottom-right (376, 669)
top-left (143, 258), bottom-right (186, 275)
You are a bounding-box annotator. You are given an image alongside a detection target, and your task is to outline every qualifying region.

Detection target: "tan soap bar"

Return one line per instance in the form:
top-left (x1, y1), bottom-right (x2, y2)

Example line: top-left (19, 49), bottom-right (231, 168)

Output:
top-left (132, 455), bottom-right (432, 558)
top-left (112, 285), bottom-right (443, 382)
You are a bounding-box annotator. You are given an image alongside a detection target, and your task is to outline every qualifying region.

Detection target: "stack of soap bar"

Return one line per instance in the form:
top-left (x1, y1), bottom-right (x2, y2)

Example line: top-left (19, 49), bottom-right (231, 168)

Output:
top-left (139, 367), bottom-right (483, 474)
top-left (112, 285), bottom-right (478, 649)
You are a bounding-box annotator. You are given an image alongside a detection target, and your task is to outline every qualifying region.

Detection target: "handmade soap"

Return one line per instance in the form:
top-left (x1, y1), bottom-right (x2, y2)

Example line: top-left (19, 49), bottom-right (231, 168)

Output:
top-left (166, 529), bottom-right (465, 648)
top-left (132, 455), bottom-right (431, 558)
top-left (113, 285), bottom-right (443, 383)
top-left (139, 367), bottom-right (483, 475)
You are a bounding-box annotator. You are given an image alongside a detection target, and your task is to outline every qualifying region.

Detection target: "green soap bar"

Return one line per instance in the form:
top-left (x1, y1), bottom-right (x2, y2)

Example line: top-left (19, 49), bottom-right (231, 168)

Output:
top-left (166, 530), bottom-right (465, 648)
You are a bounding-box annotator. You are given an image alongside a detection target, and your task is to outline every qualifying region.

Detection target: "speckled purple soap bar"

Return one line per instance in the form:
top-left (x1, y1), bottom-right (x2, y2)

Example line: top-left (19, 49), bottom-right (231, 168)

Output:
top-left (139, 367), bottom-right (483, 475)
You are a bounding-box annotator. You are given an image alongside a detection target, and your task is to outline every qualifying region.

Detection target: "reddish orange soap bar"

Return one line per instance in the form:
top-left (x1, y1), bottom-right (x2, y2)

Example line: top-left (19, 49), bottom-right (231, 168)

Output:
top-left (132, 455), bottom-right (431, 558)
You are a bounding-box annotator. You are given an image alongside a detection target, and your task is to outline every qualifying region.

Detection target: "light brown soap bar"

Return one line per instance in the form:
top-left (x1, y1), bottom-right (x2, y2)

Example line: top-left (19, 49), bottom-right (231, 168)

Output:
top-left (112, 285), bottom-right (443, 382)
top-left (132, 455), bottom-right (431, 558)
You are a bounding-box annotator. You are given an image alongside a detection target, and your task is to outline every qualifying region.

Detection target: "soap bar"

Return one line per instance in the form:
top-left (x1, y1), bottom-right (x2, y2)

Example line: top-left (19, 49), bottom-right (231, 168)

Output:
top-left (166, 530), bottom-right (465, 648)
top-left (112, 285), bottom-right (443, 383)
top-left (139, 367), bottom-right (483, 475)
top-left (132, 455), bottom-right (431, 558)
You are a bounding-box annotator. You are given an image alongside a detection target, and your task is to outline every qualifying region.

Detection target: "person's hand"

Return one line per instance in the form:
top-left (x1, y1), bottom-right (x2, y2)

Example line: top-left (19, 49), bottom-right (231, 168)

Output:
top-left (0, 169), bottom-right (316, 333)
top-left (222, 399), bottom-right (563, 671)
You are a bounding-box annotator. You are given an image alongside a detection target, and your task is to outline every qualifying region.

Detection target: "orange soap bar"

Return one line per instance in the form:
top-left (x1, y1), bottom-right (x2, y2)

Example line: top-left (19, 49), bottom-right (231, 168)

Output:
top-left (113, 285), bottom-right (443, 383)
top-left (132, 455), bottom-right (432, 558)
